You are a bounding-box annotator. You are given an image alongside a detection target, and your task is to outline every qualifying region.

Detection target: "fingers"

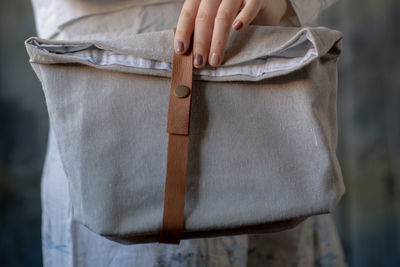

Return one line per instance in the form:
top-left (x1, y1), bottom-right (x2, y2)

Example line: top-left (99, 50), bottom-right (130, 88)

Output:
top-left (192, 0), bottom-right (222, 68)
top-left (174, 0), bottom-right (201, 54)
top-left (232, 0), bottom-right (263, 31)
top-left (174, 0), bottom-right (263, 69)
top-left (208, 0), bottom-right (242, 66)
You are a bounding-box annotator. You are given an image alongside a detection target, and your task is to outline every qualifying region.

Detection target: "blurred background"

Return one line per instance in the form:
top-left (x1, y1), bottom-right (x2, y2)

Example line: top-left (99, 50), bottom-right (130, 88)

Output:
top-left (0, 0), bottom-right (399, 266)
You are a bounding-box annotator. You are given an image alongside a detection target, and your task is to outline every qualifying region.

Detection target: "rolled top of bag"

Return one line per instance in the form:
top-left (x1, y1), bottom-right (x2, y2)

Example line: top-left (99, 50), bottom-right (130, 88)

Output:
top-left (25, 26), bottom-right (342, 83)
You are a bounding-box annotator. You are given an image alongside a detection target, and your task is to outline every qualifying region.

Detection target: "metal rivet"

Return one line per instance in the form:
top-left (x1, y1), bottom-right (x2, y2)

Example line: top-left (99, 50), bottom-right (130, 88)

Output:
top-left (174, 85), bottom-right (190, 98)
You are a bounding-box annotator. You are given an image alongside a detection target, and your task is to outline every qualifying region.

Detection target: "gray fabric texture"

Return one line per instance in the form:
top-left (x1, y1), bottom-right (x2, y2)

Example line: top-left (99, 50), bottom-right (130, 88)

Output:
top-left (31, 0), bottom-right (339, 39)
top-left (25, 25), bottom-right (345, 244)
top-left (31, 0), bottom-right (185, 38)
top-left (288, 0), bottom-right (338, 25)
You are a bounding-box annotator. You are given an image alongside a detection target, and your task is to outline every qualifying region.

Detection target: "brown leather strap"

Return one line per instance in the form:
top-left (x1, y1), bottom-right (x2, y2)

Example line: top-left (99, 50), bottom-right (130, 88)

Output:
top-left (159, 28), bottom-right (193, 244)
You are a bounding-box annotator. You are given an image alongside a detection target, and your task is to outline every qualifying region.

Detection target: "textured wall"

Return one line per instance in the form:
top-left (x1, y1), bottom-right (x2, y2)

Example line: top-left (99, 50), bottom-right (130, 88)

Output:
top-left (0, 0), bottom-right (399, 266)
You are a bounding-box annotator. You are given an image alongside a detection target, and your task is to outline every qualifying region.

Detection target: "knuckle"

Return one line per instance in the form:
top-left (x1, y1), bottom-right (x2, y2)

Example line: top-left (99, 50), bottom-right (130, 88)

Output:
top-left (175, 28), bottom-right (187, 38)
top-left (181, 8), bottom-right (195, 21)
top-left (239, 8), bottom-right (251, 20)
top-left (212, 38), bottom-right (225, 50)
top-left (215, 8), bottom-right (232, 22)
top-left (196, 11), bottom-right (212, 23)
top-left (193, 39), bottom-right (207, 51)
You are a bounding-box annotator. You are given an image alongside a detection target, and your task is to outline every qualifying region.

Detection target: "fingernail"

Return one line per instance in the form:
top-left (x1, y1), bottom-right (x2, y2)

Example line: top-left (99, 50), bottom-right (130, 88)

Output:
top-left (210, 53), bottom-right (220, 66)
top-left (194, 53), bottom-right (203, 67)
top-left (175, 41), bottom-right (184, 53)
top-left (233, 19), bottom-right (243, 31)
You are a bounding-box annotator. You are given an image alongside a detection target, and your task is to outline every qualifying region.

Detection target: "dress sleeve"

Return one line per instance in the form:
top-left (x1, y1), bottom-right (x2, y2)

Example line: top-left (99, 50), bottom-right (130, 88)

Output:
top-left (287, 0), bottom-right (339, 26)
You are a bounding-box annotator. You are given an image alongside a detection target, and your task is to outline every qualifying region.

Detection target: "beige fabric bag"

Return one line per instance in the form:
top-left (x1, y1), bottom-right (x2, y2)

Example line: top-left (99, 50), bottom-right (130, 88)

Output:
top-left (25, 25), bottom-right (345, 244)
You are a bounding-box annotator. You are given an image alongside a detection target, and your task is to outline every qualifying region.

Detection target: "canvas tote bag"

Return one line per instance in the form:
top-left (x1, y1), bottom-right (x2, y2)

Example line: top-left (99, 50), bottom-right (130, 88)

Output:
top-left (25, 25), bottom-right (345, 244)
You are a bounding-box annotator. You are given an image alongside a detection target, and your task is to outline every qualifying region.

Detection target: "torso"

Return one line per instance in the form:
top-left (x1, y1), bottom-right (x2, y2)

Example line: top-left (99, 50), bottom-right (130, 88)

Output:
top-left (31, 0), bottom-right (184, 38)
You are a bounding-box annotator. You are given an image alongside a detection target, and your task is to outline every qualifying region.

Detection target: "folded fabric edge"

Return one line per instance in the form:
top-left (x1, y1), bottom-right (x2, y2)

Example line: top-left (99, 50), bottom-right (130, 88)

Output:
top-left (24, 26), bottom-right (342, 82)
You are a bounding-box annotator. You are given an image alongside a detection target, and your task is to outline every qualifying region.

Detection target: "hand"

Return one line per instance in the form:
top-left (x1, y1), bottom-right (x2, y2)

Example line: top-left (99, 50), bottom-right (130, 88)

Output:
top-left (174, 0), bottom-right (289, 68)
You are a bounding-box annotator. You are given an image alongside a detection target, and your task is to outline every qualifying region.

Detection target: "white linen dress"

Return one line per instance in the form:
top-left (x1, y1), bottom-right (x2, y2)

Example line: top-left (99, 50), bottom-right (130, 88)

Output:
top-left (30, 0), bottom-right (348, 266)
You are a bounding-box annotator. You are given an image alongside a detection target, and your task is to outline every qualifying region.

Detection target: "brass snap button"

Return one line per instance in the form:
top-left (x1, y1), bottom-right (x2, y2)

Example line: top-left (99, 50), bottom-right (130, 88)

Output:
top-left (174, 85), bottom-right (190, 98)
